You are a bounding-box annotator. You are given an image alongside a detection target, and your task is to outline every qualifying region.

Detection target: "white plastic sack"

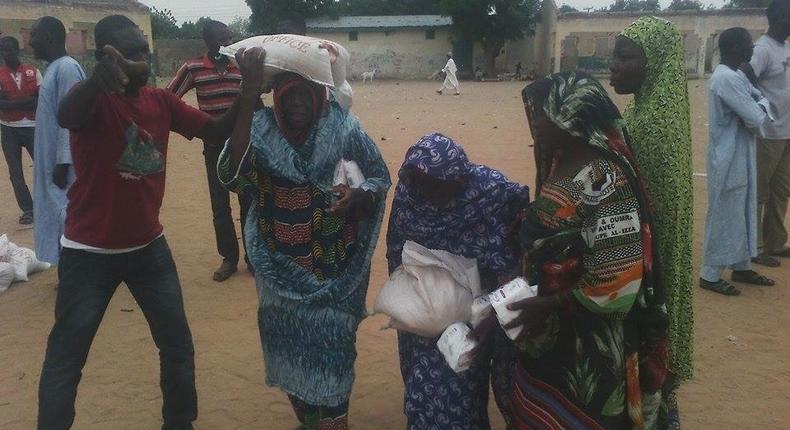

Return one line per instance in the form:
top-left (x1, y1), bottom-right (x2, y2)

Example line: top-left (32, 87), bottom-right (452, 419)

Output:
top-left (332, 159), bottom-right (365, 188)
top-left (373, 241), bottom-right (481, 338)
top-left (8, 242), bottom-right (50, 282)
top-left (0, 262), bottom-right (13, 293)
top-left (219, 35), bottom-right (354, 110)
top-left (0, 234), bottom-right (10, 263)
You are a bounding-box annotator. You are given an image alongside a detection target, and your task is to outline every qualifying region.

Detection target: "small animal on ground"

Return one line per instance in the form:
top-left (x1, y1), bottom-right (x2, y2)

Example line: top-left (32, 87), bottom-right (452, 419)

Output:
top-left (362, 69), bottom-right (378, 84)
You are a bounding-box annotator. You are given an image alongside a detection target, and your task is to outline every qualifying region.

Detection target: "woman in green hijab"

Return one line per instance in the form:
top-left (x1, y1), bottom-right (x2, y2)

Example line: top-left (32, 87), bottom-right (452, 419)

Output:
top-left (610, 16), bottom-right (693, 429)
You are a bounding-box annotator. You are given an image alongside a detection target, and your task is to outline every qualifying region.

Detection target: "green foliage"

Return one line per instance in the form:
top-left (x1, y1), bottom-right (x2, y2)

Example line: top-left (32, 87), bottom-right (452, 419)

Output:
top-left (724, 0), bottom-right (770, 7)
top-left (229, 17), bottom-right (253, 39)
top-left (178, 17), bottom-right (215, 40)
top-left (245, 0), bottom-right (337, 34)
top-left (667, 0), bottom-right (703, 9)
top-left (440, 0), bottom-right (539, 43)
top-left (151, 7), bottom-right (180, 39)
top-left (440, 0), bottom-right (540, 74)
top-left (606, 0), bottom-right (661, 11)
top-left (559, 4), bottom-right (579, 12)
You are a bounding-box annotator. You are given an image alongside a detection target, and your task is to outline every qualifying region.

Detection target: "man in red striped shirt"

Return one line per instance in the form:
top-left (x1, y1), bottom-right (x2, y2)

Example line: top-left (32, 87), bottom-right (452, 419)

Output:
top-left (167, 20), bottom-right (249, 281)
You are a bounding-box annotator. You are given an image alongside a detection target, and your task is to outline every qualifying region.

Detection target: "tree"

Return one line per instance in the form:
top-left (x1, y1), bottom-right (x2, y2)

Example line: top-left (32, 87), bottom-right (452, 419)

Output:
top-left (606, 0), bottom-right (661, 11)
top-left (724, 0), bottom-right (770, 7)
top-left (246, 0), bottom-right (337, 34)
top-left (229, 16), bottom-right (253, 39)
top-left (667, 0), bottom-right (703, 9)
top-left (440, 0), bottom-right (540, 76)
top-left (151, 7), bottom-right (180, 39)
top-left (559, 4), bottom-right (579, 12)
top-left (178, 17), bottom-right (215, 39)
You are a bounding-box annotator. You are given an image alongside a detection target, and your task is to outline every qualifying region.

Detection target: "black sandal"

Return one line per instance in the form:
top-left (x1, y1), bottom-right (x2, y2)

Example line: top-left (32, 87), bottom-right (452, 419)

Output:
top-left (731, 270), bottom-right (775, 286)
top-left (752, 254), bottom-right (780, 267)
top-left (699, 278), bottom-right (741, 296)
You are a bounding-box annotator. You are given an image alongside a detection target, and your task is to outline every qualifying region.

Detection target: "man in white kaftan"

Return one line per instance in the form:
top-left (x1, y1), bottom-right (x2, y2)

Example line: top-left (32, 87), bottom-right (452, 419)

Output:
top-left (437, 54), bottom-right (460, 95)
top-left (31, 17), bottom-right (85, 264)
top-left (701, 27), bottom-right (774, 294)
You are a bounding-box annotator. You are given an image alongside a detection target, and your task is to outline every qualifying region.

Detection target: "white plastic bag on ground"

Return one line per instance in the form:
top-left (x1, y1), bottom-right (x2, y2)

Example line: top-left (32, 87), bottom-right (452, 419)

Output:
top-left (437, 322), bottom-right (478, 373)
top-left (0, 234), bottom-right (10, 263)
top-left (332, 159), bottom-right (365, 188)
top-left (490, 277), bottom-right (538, 340)
top-left (220, 35), bottom-right (354, 111)
top-left (373, 241), bottom-right (481, 338)
top-left (0, 262), bottom-right (13, 292)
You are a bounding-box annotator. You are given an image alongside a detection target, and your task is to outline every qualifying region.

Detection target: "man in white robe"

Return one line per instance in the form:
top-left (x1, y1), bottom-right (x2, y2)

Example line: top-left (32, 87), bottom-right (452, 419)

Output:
top-left (31, 17), bottom-right (85, 264)
top-left (700, 27), bottom-right (774, 295)
top-left (437, 54), bottom-right (460, 95)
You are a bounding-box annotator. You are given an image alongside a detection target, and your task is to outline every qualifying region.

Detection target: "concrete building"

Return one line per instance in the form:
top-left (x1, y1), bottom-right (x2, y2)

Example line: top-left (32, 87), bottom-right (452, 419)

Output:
top-left (0, 0), bottom-right (152, 69)
top-left (555, 9), bottom-right (767, 76)
top-left (306, 15), bottom-right (455, 79)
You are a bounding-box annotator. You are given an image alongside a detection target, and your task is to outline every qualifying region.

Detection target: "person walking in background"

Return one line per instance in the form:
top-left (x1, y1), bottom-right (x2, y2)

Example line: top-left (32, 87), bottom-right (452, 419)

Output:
top-left (0, 36), bottom-right (41, 225)
top-left (168, 20), bottom-right (250, 281)
top-left (610, 16), bottom-right (693, 428)
top-left (30, 16), bottom-right (85, 264)
top-left (742, 0), bottom-right (790, 268)
top-left (701, 28), bottom-right (775, 296)
top-left (437, 53), bottom-right (460, 95)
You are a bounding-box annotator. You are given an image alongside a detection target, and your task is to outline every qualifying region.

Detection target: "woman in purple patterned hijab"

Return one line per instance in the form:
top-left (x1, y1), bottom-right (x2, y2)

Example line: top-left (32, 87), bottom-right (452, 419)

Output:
top-left (386, 132), bottom-right (529, 429)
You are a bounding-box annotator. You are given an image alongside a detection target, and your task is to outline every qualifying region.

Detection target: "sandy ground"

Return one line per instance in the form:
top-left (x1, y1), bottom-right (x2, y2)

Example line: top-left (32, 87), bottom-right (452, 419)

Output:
top-left (0, 80), bottom-right (789, 429)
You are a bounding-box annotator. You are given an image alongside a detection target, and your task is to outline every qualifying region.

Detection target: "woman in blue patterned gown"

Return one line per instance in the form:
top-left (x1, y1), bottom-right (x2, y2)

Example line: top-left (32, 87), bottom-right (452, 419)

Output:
top-left (219, 48), bottom-right (390, 429)
top-left (386, 133), bottom-right (530, 429)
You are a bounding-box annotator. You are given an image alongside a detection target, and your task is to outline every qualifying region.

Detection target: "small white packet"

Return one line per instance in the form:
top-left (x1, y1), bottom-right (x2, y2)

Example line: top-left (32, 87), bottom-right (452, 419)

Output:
top-left (469, 294), bottom-right (493, 328)
top-left (437, 322), bottom-right (478, 373)
top-left (489, 277), bottom-right (538, 340)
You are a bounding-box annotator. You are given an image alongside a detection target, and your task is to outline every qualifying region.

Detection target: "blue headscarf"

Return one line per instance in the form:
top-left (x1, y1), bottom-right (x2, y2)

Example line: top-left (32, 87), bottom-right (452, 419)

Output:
top-left (386, 133), bottom-right (529, 275)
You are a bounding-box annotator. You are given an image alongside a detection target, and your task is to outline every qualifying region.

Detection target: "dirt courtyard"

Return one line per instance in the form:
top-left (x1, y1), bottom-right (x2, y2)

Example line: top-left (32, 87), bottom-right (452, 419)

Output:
top-left (0, 80), bottom-right (788, 429)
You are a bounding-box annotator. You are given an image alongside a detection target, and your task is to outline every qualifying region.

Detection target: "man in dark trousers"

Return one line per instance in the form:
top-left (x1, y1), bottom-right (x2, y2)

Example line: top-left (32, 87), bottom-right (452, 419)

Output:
top-left (0, 36), bottom-right (41, 225)
top-left (167, 20), bottom-right (249, 281)
top-left (37, 15), bottom-right (242, 429)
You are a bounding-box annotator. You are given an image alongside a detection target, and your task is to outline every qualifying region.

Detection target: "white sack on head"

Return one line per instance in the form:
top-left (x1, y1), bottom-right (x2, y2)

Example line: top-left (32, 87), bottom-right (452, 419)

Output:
top-left (220, 34), bottom-right (353, 110)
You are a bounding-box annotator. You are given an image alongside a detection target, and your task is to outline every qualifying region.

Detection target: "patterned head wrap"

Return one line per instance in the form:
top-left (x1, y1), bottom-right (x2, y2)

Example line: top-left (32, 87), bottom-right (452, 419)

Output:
top-left (386, 133), bottom-right (529, 274)
top-left (522, 69), bottom-right (667, 349)
top-left (621, 16), bottom-right (694, 382)
top-left (273, 75), bottom-right (327, 146)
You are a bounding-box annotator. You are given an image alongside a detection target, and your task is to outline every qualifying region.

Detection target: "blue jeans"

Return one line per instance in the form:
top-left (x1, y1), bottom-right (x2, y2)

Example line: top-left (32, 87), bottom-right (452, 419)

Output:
top-left (37, 237), bottom-right (196, 430)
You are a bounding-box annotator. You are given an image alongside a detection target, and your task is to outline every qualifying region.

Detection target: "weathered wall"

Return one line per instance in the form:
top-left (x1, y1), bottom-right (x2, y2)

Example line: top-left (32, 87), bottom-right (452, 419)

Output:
top-left (555, 9), bottom-right (767, 76)
top-left (306, 28), bottom-right (455, 79)
top-left (0, 1), bottom-right (151, 73)
top-left (153, 39), bottom-right (206, 77)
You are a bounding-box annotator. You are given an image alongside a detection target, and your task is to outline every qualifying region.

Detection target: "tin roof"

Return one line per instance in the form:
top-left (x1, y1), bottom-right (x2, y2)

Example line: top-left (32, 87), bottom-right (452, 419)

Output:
top-left (306, 15), bottom-right (452, 32)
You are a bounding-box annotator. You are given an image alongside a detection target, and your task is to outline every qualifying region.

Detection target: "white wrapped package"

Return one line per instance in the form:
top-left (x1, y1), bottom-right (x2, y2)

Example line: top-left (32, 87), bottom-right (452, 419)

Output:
top-left (0, 262), bottom-right (13, 293)
top-left (437, 322), bottom-right (478, 373)
top-left (469, 294), bottom-right (493, 329)
top-left (490, 277), bottom-right (538, 340)
top-left (332, 159), bottom-right (365, 188)
top-left (219, 34), bottom-right (353, 110)
top-left (9, 244), bottom-right (51, 282)
top-left (374, 241), bottom-right (481, 338)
